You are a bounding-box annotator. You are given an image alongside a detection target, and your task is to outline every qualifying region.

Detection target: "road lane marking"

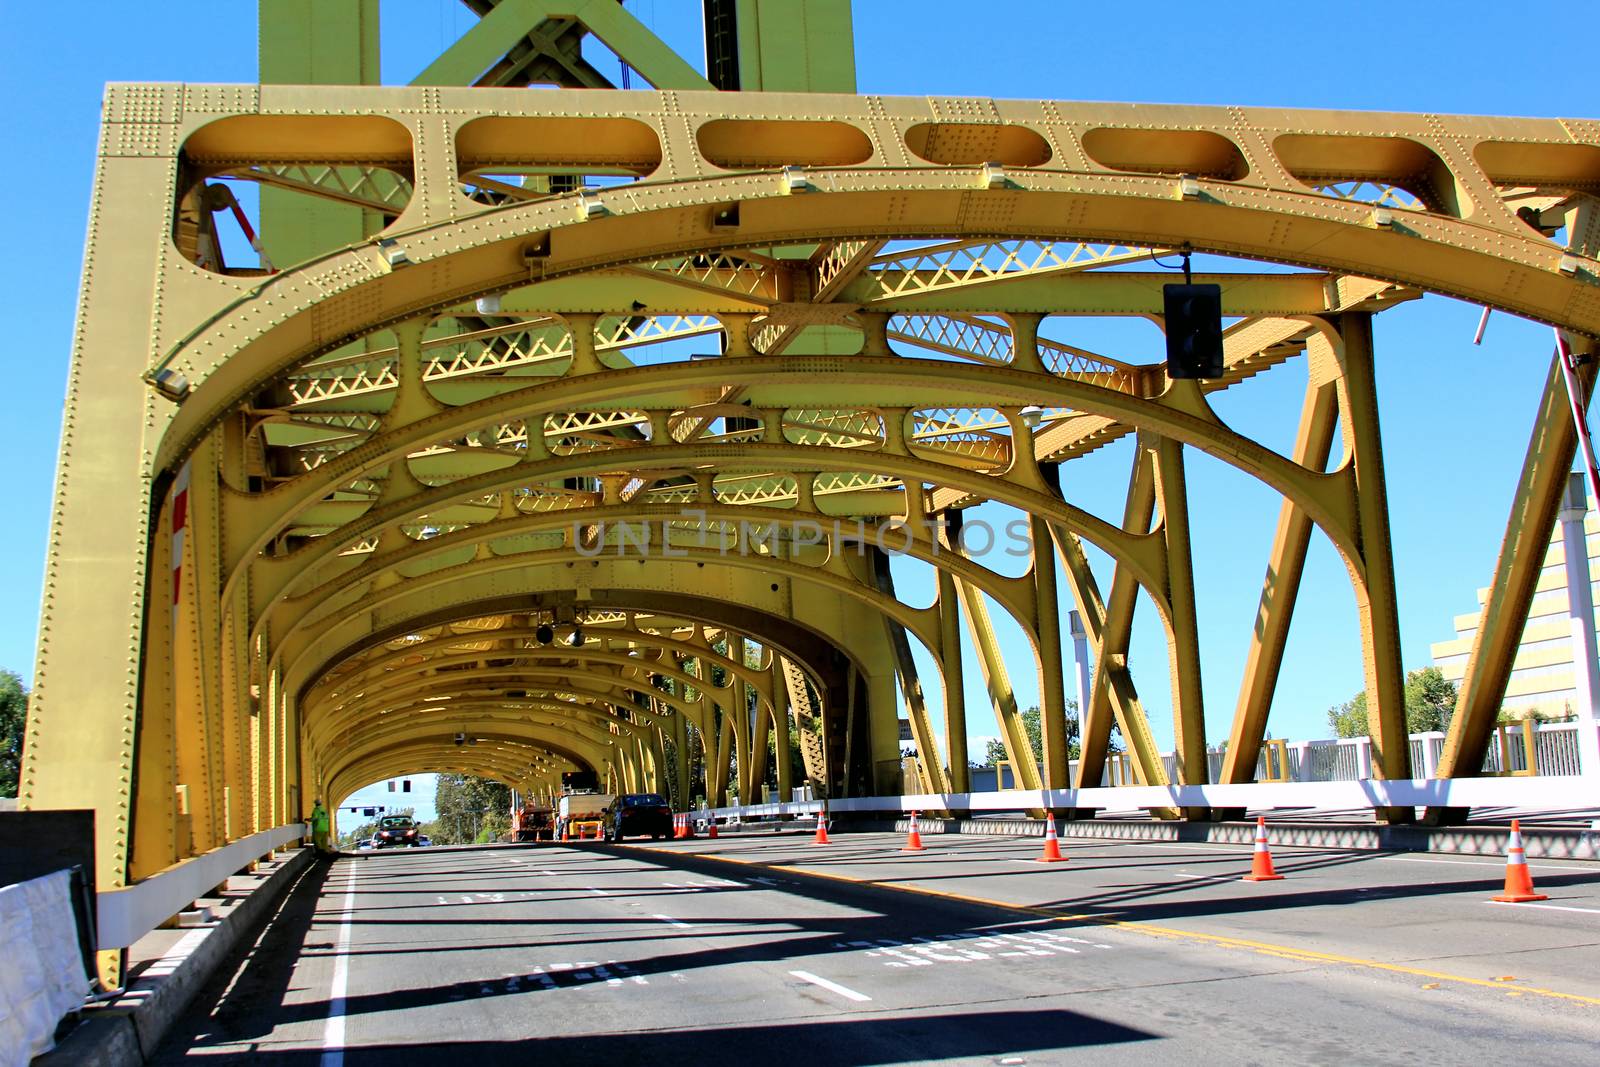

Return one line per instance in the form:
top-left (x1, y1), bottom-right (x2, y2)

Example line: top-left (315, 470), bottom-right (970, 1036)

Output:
top-left (789, 970), bottom-right (872, 1002)
top-left (1387, 855), bottom-right (1600, 873)
top-left (1488, 900), bottom-right (1600, 915)
top-left (653, 914), bottom-right (691, 928)
top-left (321, 866), bottom-right (359, 1067)
top-left (638, 844), bottom-right (1600, 1007)
top-left (588, 887), bottom-right (611, 896)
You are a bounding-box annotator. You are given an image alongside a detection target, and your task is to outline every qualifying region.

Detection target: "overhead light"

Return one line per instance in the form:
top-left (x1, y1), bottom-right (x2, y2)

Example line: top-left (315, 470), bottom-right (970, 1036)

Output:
top-left (454, 732), bottom-right (465, 746)
top-left (475, 293), bottom-right (503, 314)
top-left (781, 166), bottom-right (810, 194)
top-left (536, 623), bottom-right (554, 645)
top-left (569, 627), bottom-right (585, 648)
top-left (1177, 175), bottom-right (1201, 200)
top-left (979, 161), bottom-right (1007, 189)
top-left (577, 193), bottom-right (608, 219)
top-left (376, 237), bottom-right (411, 268)
top-left (1019, 405), bottom-right (1044, 430)
top-left (1371, 207), bottom-right (1394, 228)
top-left (148, 368), bottom-right (190, 402)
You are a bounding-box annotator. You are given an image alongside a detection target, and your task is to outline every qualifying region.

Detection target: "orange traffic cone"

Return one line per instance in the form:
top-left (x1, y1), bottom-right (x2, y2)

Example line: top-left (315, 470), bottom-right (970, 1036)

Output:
top-left (814, 810), bottom-right (831, 845)
top-left (1036, 813), bottom-right (1066, 863)
top-left (708, 816), bottom-right (718, 839)
top-left (902, 811), bottom-right (926, 852)
top-left (1242, 816), bottom-right (1284, 881)
top-left (1492, 820), bottom-right (1548, 902)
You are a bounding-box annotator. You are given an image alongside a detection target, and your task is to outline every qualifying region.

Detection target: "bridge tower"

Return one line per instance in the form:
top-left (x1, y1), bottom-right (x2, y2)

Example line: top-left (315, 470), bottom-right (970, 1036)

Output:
top-left (20, 1), bottom-right (1600, 987)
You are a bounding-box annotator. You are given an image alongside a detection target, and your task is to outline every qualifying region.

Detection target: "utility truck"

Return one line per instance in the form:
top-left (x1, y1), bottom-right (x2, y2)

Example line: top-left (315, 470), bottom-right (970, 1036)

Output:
top-left (511, 802), bottom-right (553, 842)
top-left (556, 791), bottom-right (612, 840)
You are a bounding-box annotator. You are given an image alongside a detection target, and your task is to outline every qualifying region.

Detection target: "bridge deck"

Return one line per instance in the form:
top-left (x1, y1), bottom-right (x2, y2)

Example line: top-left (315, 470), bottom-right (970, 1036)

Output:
top-left (148, 835), bottom-right (1600, 1063)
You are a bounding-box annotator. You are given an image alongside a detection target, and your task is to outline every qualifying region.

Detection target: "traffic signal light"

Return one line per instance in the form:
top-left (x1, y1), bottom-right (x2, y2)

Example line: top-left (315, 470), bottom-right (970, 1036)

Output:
top-left (1164, 283), bottom-right (1224, 379)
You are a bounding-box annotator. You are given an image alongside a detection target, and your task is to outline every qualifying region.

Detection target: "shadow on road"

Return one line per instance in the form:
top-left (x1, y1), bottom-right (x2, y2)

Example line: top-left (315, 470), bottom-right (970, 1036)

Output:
top-left (160, 1008), bottom-right (1153, 1065)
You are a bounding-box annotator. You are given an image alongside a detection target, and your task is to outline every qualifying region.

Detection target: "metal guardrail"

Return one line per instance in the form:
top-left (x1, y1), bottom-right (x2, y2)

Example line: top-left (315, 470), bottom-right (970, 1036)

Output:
top-left (96, 822), bottom-right (306, 948)
top-left (1053, 721), bottom-right (1597, 787)
top-left (700, 772), bottom-right (1600, 824)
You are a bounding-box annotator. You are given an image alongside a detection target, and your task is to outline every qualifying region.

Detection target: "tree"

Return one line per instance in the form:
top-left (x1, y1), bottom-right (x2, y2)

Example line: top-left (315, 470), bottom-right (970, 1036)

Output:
top-left (433, 774), bottom-right (511, 844)
top-left (983, 703), bottom-right (1086, 767)
top-left (1326, 691), bottom-right (1368, 739)
top-left (1403, 667), bottom-right (1456, 733)
top-left (1326, 668), bottom-right (1459, 739)
top-left (0, 670), bottom-right (26, 797)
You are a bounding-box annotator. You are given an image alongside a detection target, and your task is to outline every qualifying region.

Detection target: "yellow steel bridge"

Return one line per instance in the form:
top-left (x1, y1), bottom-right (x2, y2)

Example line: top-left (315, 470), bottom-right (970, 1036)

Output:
top-left (18, 0), bottom-right (1600, 984)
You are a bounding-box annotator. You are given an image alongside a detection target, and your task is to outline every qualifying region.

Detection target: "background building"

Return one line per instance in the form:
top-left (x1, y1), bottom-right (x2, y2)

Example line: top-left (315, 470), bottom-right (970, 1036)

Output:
top-left (1431, 507), bottom-right (1599, 721)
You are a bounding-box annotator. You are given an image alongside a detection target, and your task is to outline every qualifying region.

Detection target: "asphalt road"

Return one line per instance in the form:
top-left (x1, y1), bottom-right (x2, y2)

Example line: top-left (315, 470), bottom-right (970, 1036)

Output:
top-left (152, 833), bottom-right (1600, 1065)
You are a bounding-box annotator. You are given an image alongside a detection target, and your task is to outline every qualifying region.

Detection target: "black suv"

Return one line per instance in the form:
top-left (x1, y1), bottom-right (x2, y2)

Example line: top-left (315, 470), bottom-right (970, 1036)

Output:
top-left (602, 794), bottom-right (672, 842)
top-left (373, 815), bottom-right (420, 849)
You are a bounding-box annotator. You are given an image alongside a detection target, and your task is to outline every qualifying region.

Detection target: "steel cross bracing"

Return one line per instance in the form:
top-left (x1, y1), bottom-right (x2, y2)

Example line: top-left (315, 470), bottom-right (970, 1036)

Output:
top-left (20, 71), bottom-right (1600, 991)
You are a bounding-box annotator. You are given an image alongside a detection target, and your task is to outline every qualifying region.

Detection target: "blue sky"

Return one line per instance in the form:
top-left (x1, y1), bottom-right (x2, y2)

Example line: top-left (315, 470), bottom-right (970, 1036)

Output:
top-left (0, 2), bottom-right (1591, 782)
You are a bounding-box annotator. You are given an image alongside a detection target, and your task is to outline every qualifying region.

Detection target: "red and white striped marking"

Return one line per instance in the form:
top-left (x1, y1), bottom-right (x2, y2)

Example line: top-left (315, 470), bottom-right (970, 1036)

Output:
top-left (170, 461), bottom-right (192, 616)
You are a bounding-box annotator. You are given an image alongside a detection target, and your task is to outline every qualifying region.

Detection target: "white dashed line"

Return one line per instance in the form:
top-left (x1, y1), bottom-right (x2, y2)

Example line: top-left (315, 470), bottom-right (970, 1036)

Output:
top-left (1487, 900), bottom-right (1600, 915)
top-left (653, 914), bottom-right (691, 928)
top-left (1386, 855), bottom-right (1600, 873)
top-left (789, 970), bottom-right (872, 1002)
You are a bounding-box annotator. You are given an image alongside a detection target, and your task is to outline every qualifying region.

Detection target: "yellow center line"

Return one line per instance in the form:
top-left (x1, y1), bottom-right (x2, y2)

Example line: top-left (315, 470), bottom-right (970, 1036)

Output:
top-left (632, 843), bottom-right (1600, 1008)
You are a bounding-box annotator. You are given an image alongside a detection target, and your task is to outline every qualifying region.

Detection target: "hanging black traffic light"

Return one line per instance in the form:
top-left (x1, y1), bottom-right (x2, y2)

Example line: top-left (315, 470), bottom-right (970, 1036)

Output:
top-left (1163, 282), bottom-right (1224, 379)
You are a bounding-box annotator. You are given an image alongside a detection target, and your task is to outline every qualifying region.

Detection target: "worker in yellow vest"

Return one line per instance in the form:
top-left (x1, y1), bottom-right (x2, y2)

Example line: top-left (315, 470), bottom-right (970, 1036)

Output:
top-left (310, 799), bottom-right (331, 854)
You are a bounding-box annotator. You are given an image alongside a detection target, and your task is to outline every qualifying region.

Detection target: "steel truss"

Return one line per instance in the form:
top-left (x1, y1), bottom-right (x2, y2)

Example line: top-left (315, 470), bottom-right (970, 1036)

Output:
top-left (18, 3), bottom-right (1600, 986)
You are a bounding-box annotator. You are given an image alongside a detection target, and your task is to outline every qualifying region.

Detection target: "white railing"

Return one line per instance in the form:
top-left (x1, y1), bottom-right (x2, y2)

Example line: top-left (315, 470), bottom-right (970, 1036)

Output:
top-left (1036, 720), bottom-right (1598, 790)
top-left (96, 822), bottom-right (307, 948)
top-left (700, 772), bottom-right (1600, 823)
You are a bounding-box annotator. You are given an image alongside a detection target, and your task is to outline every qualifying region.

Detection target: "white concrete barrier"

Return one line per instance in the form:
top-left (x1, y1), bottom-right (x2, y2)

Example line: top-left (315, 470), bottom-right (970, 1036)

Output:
top-left (702, 774), bottom-right (1600, 822)
top-left (0, 869), bottom-right (90, 1064)
top-left (96, 822), bottom-right (306, 950)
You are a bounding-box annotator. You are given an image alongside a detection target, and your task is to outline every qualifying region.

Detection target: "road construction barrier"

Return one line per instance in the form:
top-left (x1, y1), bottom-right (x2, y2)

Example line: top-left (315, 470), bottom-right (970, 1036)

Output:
top-left (902, 811), bottom-right (926, 852)
top-left (1036, 813), bottom-right (1066, 863)
top-left (1242, 816), bottom-right (1285, 882)
top-left (1492, 820), bottom-right (1548, 902)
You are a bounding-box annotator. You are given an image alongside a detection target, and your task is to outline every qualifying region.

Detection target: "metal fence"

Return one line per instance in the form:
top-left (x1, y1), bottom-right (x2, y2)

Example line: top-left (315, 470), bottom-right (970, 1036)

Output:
top-left (987, 721), bottom-right (1594, 788)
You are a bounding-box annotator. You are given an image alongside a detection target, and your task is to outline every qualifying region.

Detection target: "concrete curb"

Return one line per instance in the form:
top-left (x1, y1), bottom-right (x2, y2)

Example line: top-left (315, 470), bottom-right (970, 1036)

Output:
top-left (847, 817), bottom-right (1600, 860)
top-left (37, 847), bottom-right (318, 1067)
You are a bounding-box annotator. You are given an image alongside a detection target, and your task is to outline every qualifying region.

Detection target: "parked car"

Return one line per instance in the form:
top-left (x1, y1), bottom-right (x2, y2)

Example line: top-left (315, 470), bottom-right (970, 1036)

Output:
top-left (373, 815), bottom-right (420, 848)
top-left (601, 793), bottom-right (672, 842)
top-left (417, 835), bottom-right (432, 847)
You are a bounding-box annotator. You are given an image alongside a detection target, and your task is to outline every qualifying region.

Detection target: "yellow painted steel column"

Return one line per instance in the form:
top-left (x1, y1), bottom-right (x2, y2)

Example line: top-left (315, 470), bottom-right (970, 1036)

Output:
top-left (1435, 345), bottom-right (1597, 802)
top-left (1333, 312), bottom-right (1412, 817)
top-left (131, 499), bottom-right (180, 882)
top-left (1223, 376), bottom-right (1340, 782)
top-left (1031, 516), bottom-right (1071, 790)
top-left (936, 563), bottom-right (970, 793)
top-left (954, 579), bottom-right (1042, 790)
top-left (711, 701), bottom-right (733, 806)
top-left (1076, 445), bottom-right (1168, 788)
top-left (748, 691), bottom-right (773, 802)
top-left (1153, 433), bottom-right (1208, 789)
top-left (868, 546), bottom-right (950, 795)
